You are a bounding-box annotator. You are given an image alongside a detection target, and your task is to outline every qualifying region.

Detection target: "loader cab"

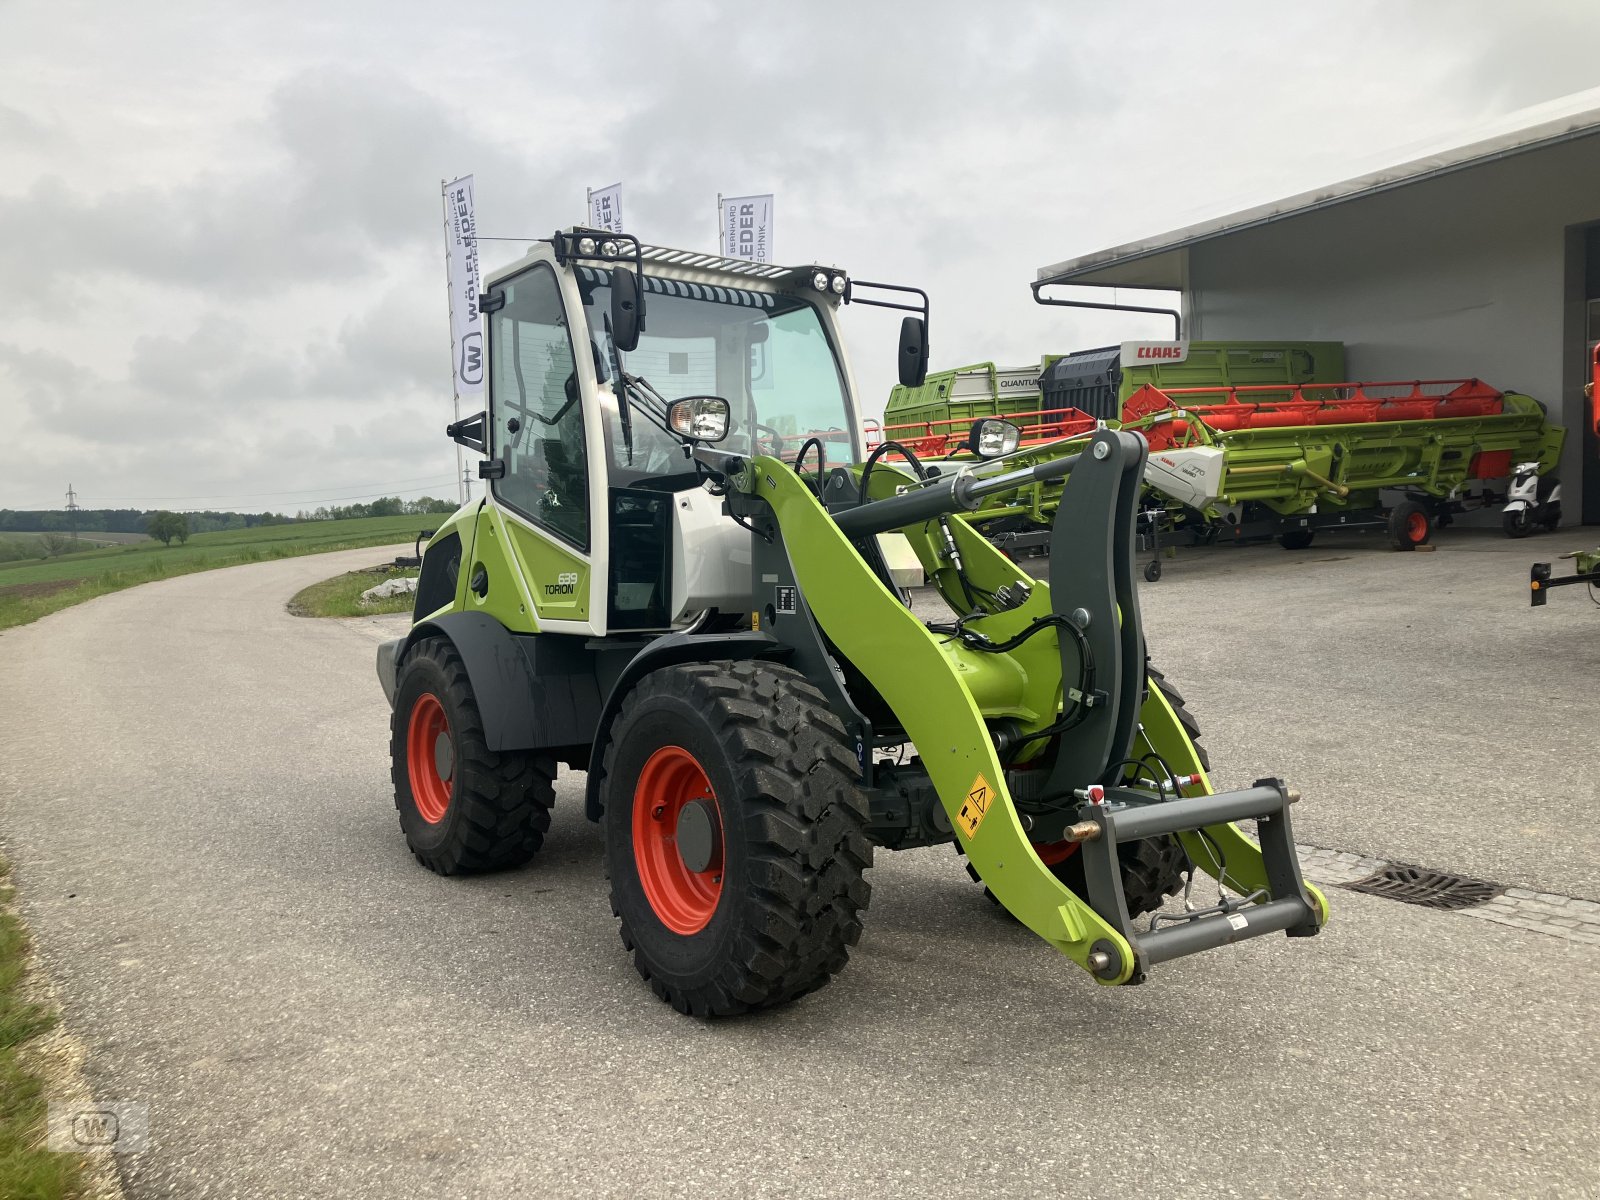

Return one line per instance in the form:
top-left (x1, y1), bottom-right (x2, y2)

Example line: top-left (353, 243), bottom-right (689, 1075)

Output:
top-left (476, 236), bottom-right (869, 638)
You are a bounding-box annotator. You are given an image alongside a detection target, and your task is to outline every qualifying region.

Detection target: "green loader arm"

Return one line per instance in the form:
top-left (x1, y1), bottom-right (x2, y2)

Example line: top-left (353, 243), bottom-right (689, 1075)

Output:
top-left (745, 434), bottom-right (1327, 985)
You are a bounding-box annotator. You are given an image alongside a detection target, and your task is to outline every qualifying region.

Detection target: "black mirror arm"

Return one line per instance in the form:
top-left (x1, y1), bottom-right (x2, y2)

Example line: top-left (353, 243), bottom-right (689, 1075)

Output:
top-left (446, 411), bottom-right (488, 454)
top-left (841, 279), bottom-right (929, 338)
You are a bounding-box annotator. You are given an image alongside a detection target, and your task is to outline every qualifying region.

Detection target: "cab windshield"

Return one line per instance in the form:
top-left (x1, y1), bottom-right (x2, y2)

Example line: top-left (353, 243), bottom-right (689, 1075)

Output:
top-left (577, 268), bottom-right (857, 476)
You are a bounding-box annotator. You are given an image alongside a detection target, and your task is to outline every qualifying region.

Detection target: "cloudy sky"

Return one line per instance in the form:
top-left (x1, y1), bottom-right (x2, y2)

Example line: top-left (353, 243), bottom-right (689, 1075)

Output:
top-left (3, 0), bottom-right (1599, 513)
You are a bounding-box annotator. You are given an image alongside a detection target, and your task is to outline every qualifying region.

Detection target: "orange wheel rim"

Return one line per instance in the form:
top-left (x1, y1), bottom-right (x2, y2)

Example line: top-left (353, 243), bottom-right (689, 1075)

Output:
top-left (1406, 511), bottom-right (1428, 542)
top-left (1033, 840), bottom-right (1080, 867)
top-left (406, 693), bottom-right (453, 824)
top-left (633, 746), bottom-right (723, 934)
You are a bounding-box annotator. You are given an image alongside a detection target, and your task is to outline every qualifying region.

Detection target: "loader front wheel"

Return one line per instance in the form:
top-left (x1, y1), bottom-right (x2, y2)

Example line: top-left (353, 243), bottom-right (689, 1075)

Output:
top-left (600, 661), bottom-right (873, 1017)
top-left (390, 638), bottom-right (556, 875)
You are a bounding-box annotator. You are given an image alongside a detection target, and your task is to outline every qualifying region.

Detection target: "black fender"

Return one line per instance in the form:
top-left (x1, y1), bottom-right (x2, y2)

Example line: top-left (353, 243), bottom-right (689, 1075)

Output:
top-left (395, 612), bottom-right (601, 754)
top-left (583, 630), bottom-right (792, 821)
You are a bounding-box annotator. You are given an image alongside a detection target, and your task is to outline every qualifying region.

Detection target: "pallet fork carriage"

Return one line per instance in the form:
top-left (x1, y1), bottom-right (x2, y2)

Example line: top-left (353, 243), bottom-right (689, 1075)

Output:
top-left (376, 228), bottom-right (1325, 1015)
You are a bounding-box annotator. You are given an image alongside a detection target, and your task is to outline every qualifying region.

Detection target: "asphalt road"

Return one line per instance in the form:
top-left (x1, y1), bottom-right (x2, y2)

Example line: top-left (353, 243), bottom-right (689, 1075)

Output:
top-left (1, 536), bottom-right (1597, 1198)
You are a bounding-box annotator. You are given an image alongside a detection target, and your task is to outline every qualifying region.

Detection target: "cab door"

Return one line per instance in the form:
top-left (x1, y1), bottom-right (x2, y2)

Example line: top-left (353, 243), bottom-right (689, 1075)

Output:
top-left (483, 261), bottom-right (600, 632)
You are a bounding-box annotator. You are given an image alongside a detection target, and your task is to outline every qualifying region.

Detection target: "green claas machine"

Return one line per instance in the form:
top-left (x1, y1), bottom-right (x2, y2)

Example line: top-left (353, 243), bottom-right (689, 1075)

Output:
top-left (901, 366), bottom-right (1565, 578)
top-left (376, 229), bottom-right (1325, 1017)
top-left (1125, 377), bottom-right (1566, 566)
top-left (881, 341), bottom-right (1346, 454)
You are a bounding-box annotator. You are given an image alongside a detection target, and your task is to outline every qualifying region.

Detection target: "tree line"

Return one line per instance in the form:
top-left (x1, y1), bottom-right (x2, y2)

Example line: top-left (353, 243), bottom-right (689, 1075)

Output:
top-left (0, 495), bottom-right (457, 536)
top-left (291, 497), bottom-right (458, 521)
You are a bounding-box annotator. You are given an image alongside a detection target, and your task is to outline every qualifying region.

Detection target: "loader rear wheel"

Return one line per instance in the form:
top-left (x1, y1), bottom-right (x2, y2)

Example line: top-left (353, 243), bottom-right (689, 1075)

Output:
top-left (390, 638), bottom-right (556, 875)
top-left (599, 661), bottom-right (873, 1017)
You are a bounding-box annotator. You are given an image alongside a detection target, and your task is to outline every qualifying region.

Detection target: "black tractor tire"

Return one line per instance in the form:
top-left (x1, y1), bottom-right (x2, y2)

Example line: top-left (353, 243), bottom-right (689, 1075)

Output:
top-left (390, 638), bottom-right (556, 875)
top-left (964, 668), bottom-right (1199, 918)
top-left (598, 661), bottom-right (873, 1017)
top-left (1278, 528), bottom-right (1315, 550)
top-left (1388, 498), bottom-right (1432, 550)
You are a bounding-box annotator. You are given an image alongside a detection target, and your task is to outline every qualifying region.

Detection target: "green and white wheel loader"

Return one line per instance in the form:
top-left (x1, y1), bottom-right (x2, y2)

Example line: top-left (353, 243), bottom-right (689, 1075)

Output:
top-left (375, 229), bottom-right (1326, 1017)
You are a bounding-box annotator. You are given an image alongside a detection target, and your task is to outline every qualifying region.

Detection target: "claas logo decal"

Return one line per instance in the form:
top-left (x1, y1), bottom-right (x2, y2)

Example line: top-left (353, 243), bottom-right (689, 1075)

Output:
top-left (1123, 341), bottom-right (1190, 364)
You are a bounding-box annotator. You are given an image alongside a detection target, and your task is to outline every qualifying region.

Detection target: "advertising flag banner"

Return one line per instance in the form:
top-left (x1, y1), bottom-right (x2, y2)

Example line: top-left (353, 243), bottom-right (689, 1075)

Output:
top-left (588, 183), bottom-right (624, 233)
top-left (720, 194), bottom-right (774, 263)
top-left (442, 175), bottom-right (483, 397)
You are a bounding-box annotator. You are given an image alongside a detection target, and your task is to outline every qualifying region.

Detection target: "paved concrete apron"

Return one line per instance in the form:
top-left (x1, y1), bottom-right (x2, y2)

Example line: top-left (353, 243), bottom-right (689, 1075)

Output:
top-left (0, 540), bottom-right (1596, 1198)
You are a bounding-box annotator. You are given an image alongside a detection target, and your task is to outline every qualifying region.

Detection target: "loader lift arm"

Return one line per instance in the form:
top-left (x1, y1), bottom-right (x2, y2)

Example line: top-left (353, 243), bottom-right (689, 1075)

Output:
top-left (705, 428), bottom-right (1325, 985)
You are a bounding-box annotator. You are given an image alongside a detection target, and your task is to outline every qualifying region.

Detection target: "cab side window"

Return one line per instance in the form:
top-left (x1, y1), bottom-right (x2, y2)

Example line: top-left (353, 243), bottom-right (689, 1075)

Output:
top-left (488, 266), bottom-right (588, 548)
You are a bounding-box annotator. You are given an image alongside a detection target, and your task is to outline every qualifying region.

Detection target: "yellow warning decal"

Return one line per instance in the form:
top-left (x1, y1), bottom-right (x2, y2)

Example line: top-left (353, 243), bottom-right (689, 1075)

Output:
top-left (956, 772), bottom-right (995, 839)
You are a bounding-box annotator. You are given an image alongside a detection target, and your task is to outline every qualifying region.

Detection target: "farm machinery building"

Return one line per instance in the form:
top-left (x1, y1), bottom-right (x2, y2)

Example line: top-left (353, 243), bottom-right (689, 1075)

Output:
top-left (1035, 88), bottom-right (1600, 526)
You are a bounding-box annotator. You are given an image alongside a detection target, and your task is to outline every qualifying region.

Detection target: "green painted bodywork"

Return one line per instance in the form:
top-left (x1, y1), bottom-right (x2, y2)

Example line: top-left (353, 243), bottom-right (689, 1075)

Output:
top-left (749, 455), bottom-right (1326, 983)
top-left (417, 499), bottom-right (596, 633)
top-left (463, 504), bottom-right (541, 633)
top-left (502, 513), bottom-right (590, 624)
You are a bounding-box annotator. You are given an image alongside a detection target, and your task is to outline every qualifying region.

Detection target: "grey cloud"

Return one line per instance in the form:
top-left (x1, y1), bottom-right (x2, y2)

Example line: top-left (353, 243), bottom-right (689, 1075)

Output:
top-left (0, 68), bottom-right (572, 305)
top-left (0, 102), bottom-right (50, 145)
top-left (303, 283), bottom-right (452, 400)
top-left (4, 0), bottom-right (1600, 508)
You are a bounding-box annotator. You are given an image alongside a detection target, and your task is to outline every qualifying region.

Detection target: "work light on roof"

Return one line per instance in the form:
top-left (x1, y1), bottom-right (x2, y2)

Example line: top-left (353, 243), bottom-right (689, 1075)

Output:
top-left (811, 270), bottom-right (830, 292)
top-left (830, 274), bottom-right (847, 295)
top-left (578, 236), bottom-right (597, 256)
top-left (600, 240), bottom-right (620, 259)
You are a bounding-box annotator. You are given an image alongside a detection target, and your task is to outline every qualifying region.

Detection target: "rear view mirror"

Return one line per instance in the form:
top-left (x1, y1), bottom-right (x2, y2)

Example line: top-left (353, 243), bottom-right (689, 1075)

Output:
top-left (898, 316), bottom-right (928, 388)
top-left (611, 266), bottom-right (644, 351)
top-left (665, 395), bottom-right (731, 443)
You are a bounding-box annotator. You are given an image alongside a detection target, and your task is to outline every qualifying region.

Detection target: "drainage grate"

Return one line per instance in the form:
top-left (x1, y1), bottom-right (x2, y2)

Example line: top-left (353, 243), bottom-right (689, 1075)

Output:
top-left (1343, 864), bottom-right (1504, 911)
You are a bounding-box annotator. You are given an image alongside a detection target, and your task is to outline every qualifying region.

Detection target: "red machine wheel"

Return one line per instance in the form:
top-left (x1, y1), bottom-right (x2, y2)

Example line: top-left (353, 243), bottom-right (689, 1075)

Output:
top-left (600, 661), bottom-right (872, 1016)
top-left (389, 638), bottom-right (555, 875)
top-left (405, 692), bottom-right (453, 824)
top-left (1388, 499), bottom-right (1432, 550)
top-left (631, 746), bottom-right (723, 935)
top-left (1033, 840), bottom-right (1079, 867)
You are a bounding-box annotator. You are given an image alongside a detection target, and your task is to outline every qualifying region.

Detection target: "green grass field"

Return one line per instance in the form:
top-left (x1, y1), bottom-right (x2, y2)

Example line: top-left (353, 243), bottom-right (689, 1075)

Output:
top-left (0, 532), bottom-right (136, 565)
top-left (0, 515), bottom-right (435, 631)
top-left (288, 567), bottom-right (420, 618)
